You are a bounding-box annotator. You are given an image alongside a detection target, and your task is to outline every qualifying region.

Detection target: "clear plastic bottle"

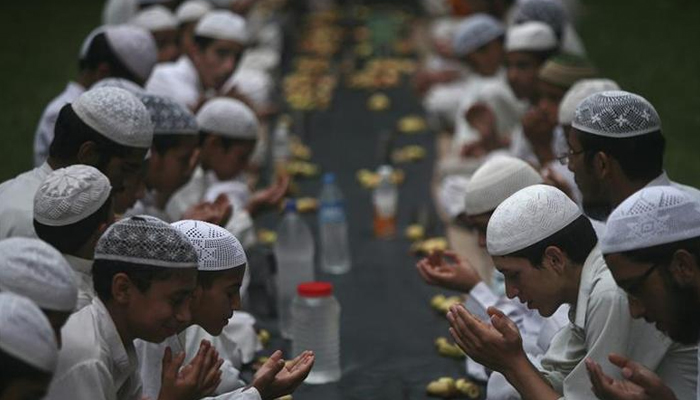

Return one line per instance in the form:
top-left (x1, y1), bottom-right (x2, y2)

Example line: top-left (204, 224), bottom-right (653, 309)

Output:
top-left (373, 165), bottom-right (398, 238)
top-left (318, 173), bottom-right (351, 274)
top-left (272, 116), bottom-right (291, 164)
top-left (274, 200), bottom-right (315, 338)
top-left (291, 282), bottom-right (341, 384)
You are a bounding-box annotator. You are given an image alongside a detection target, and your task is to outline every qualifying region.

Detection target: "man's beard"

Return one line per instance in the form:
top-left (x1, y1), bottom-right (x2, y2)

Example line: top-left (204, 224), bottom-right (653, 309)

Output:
top-left (666, 282), bottom-right (700, 345)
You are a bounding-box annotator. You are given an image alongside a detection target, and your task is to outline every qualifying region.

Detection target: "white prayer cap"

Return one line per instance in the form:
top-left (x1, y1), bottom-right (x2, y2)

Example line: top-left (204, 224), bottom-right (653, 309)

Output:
top-left (131, 5), bottom-right (178, 32)
top-left (95, 215), bottom-right (198, 268)
top-left (79, 26), bottom-right (106, 60)
top-left (91, 77), bottom-right (146, 95)
top-left (104, 25), bottom-right (158, 82)
top-left (138, 93), bottom-right (199, 135)
top-left (196, 97), bottom-right (259, 140)
top-left (0, 238), bottom-right (78, 312)
top-left (72, 87), bottom-right (153, 149)
top-left (558, 79), bottom-right (620, 126)
top-left (601, 186), bottom-right (700, 254)
top-left (438, 175), bottom-right (470, 219)
top-left (224, 68), bottom-right (273, 108)
top-left (195, 10), bottom-right (248, 44)
top-left (34, 165), bottom-right (112, 227)
top-left (464, 156), bottom-right (543, 216)
top-left (452, 14), bottom-right (505, 57)
top-left (0, 293), bottom-right (58, 373)
top-left (172, 220), bottom-right (247, 271)
top-left (176, 0), bottom-right (213, 24)
top-left (572, 90), bottom-right (661, 138)
top-left (513, 0), bottom-right (568, 37)
top-left (505, 21), bottom-right (557, 52)
top-left (487, 184), bottom-right (582, 256)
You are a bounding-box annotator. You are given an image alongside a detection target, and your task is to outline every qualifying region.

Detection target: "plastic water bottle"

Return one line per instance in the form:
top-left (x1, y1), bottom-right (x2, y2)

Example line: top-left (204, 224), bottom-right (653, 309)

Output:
top-left (373, 165), bottom-right (398, 238)
top-left (318, 173), bottom-right (351, 274)
top-left (292, 282), bottom-right (341, 384)
top-left (272, 116), bottom-right (291, 164)
top-left (274, 200), bottom-right (315, 338)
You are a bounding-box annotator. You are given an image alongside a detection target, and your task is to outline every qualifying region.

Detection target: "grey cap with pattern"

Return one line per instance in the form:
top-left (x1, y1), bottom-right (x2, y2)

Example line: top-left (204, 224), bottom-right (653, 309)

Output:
top-left (572, 90), bottom-right (661, 138)
top-left (602, 186), bottom-right (700, 254)
top-left (171, 220), bottom-right (247, 271)
top-left (95, 215), bottom-right (198, 268)
top-left (139, 93), bottom-right (198, 135)
top-left (452, 13), bottom-right (505, 57)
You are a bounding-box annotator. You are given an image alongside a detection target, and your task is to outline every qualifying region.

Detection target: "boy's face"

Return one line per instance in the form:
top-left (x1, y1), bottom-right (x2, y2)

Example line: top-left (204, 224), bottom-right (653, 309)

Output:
top-left (467, 212), bottom-right (492, 248)
top-left (536, 80), bottom-right (566, 127)
top-left (192, 267), bottom-right (245, 336)
top-left (192, 39), bottom-right (245, 90)
top-left (466, 40), bottom-right (504, 77)
top-left (149, 136), bottom-right (199, 197)
top-left (201, 138), bottom-right (255, 181)
top-left (492, 253), bottom-right (565, 317)
top-left (153, 29), bottom-right (181, 63)
top-left (506, 51), bottom-right (543, 102)
top-left (127, 269), bottom-right (198, 343)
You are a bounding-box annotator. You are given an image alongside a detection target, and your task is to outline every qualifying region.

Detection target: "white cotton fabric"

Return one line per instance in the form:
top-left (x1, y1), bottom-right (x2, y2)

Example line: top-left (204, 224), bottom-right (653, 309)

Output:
top-left (172, 220), bottom-right (247, 271)
top-left (138, 93), bottom-right (198, 135)
top-left (602, 186), bottom-right (700, 254)
top-left (63, 254), bottom-right (96, 311)
top-left (72, 87), bottom-right (153, 149)
top-left (573, 90), bottom-right (661, 138)
top-left (195, 10), bottom-right (249, 44)
top-left (505, 21), bottom-right (557, 52)
top-left (0, 163), bottom-right (53, 239)
top-left (95, 215), bottom-right (198, 268)
top-left (104, 25), bottom-right (158, 82)
top-left (197, 97), bottom-right (259, 140)
top-left (34, 165), bottom-right (111, 227)
top-left (558, 79), bottom-right (620, 126)
top-left (0, 292), bottom-right (58, 373)
top-left (130, 5), bottom-right (178, 32)
top-left (464, 155), bottom-right (543, 216)
top-left (176, 0), bottom-right (212, 24)
top-left (0, 238), bottom-right (77, 312)
top-left (438, 174), bottom-right (470, 219)
top-left (452, 14), bottom-right (505, 57)
top-left (223, 68), bottom-right (273, 108)
top-left (487, 184), bottom-right (581, 256)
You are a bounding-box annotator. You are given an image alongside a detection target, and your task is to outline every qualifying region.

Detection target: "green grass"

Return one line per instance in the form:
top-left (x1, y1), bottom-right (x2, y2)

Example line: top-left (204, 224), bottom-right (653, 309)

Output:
top-left (0, 0), bottom-right (698, 187)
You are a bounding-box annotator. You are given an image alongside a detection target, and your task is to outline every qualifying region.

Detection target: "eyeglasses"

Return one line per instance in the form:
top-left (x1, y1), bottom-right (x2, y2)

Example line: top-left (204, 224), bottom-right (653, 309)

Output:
top-left (556, 148), bottom-right (586, 165)
top-left (620, 263), bottom-right (659, 296)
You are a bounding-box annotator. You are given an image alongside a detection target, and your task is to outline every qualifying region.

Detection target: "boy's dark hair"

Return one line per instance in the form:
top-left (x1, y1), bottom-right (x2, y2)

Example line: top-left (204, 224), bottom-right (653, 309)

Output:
top-left (193, 35), bottom-right (215, 51)
top-left (93, 259), bottom-right (175, 301)
top-left (152, 134), bottom-right (199, 155)
top-left (199, 131), bottom-right (256, 151)
top-left (49, 104), bottom-right (133, 168)
top-left (575, 129), bottom-right (665, 182)
top-left (34, 195), bottom-right (113, 254)
top-left (508, 214), bottom-right (598, 267)
top-left (0, 349), bottom-right (51, 395)
top-left (197, 270), bottom-right (228, 290)
top-left (620, 236), bottom-right (700, 267)
top-left (79, 32), bottom-right (140, 83)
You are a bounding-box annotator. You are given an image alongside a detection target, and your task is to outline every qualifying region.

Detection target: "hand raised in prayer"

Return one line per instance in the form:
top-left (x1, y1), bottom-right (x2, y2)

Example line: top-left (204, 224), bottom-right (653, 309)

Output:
top-left (416, 250), bottom-right (482, 293)
top-left (246, 175), bottom-right (290, 216)
top-left (465, 103), bottom-right (497, 142)
top-left (183, 194), bottom-right (233, 226)
top-left (158, 340), bottom-right (224, 400)
top-left (585, 355), bottom-right (678, 400)
top-left (250, 350), bottom-right (315, 400)
top-left (447, 305), bottom-right (526, 374)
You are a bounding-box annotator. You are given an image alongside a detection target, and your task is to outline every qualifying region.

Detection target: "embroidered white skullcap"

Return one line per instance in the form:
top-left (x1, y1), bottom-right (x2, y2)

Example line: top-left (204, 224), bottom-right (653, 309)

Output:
top-left (438, 175), bottom-right (471, 219)
top-left (104, 25), bottom-right (158, 82)
top-left (72, 87), bottom-right (153, 149)
top-left (172, 220), bottom-right (247, 271)
top-left (558, 79), bottom-right (620, 126)
top-left (0, 292), bottom-right (58, 373)
top-left (131, 5), bottom-right (178, 32)
top-left (34, 165), bottom-right (112, 227)
top-left (572, 90), bottom-right (661, 138)
top-left (91, 77), bottom-right (145, 94)
top-left (505, 21), bottom-right (557, 52)
top-left (95, 215), bottom-right (198, 268)
top-left (195, 10), bottom-right (248, 44)
top-left (452, 13), bottom-right (505, 57)
top-left (176, 0), bottom-right (213, 24)
top-left (138, 93), bottom-right (199, 135)
top-left (197, 97), bottom-right (259, 140)
top-left (487, 184), bottom-right (582, 256)
top-left (464, 156), bottom-right (543, 216)
top-left (601, 186), bottom-right (700, 254)
top-left (0, 238), bottom-right (78, 312)
top-left (513, 0), bottom-right (568, 37)
top-left (79, 26), bottom-right (106, 60)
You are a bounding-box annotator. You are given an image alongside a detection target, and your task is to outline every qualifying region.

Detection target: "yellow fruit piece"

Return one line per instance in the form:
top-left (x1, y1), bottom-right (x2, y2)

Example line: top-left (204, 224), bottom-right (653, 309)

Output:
top-left (367, 93), bottom-right (390, 111)
top-left (290, 140), bottom-right (312, 160)
top-left (435, 337), bottom-right (465, 359)
top-left (431, 294), bottom-right (447, 310)
top-left (426, 377), bottom-right (458, 398)
top-left (257, 229), bottom-right (277, 245)
top-left (405, 224), bottom-right (425, 241)
top-left (392, 145), bottom-right (427, 163)
top-left (411, 237), bottom-right (448, 255)
top-left (297, 197), bottom-right (319, 213)
top-left (439, 296), bottom-right (463, 313)
top-left (398, 115), bottom-right (427, 133)
top-left (275, 395), bottom-right (293, 400)
top-left (257, 329), bottom-right (271, 347)
top-left (456, 378), bottom-right (480, 399)
top-left (286, 161), bottom-right (320, 177)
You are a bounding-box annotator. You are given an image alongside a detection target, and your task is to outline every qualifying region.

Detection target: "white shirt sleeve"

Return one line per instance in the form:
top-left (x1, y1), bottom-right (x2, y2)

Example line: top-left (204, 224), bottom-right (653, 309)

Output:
top-left (46, 361), bottom-right (117, 400)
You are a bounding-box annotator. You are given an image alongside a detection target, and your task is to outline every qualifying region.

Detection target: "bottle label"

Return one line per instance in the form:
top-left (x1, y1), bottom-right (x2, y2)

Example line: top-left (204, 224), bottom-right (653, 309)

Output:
top-left (320, 201), bottom-right (346, 223)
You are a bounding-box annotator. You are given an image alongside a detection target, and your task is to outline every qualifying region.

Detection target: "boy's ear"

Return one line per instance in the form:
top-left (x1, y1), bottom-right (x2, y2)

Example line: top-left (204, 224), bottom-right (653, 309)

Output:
top-left (111, 273), bottom-right (133, 304)
top-left (543, 246), bottom-right (567, 274)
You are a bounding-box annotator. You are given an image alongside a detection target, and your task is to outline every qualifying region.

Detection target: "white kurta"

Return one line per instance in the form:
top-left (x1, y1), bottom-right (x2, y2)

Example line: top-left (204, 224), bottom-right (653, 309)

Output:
top-left (33, 81), bottom-right (85, 166)
top-left (63, 253), bottom-right (95, 311)
top-left (539, 246), bottom-right (698, 400)
top-left (0, 162), bottom-right (53, 239)
top-left (146, 56), bottom-right (202, 109)
top-left (46, 298), bottom-right (142, 400)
